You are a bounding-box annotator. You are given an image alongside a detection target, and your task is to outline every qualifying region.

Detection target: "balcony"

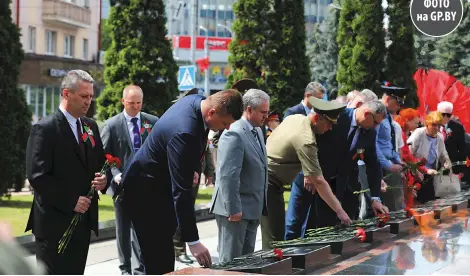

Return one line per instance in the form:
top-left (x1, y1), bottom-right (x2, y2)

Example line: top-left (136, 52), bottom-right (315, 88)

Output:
top-left (42, 0), bottom-right (91, 29)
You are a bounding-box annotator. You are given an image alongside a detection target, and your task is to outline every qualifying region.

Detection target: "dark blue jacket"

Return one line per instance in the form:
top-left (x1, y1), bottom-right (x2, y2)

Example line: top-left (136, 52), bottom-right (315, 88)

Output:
top-left (119, 95), bottom-right (208, 242)
top-left (284, 103), bottom-right (309, 118)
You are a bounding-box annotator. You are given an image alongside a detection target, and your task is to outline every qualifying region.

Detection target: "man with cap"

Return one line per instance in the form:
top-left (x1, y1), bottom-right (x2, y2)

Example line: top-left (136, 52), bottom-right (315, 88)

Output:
top-left (377, 84), bottom-right (407, 211)
top-left (261, 97), bottom-right (352, 250)
top-left (283, 82), bottom-right (325, 240)
top-left (437, 101), bottom-right (467, 176)
top-left (263, 111), bottom-right (281, 142)
top-left (310, 100), bottom-right (389, 228)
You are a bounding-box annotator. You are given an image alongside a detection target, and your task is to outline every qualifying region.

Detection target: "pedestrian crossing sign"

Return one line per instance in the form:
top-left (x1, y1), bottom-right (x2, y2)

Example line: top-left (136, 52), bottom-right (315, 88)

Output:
top-left (178, 65), bottom-right (196, 91)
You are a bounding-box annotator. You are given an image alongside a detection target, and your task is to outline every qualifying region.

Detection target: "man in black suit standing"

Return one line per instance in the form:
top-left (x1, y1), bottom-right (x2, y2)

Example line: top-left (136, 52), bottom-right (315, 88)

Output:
top-left (25, 70), bottom-right (108, 274)
top-left (115, 89), bottom-right (243, 274)
top-left (101, 85), bottom-right (158, 275)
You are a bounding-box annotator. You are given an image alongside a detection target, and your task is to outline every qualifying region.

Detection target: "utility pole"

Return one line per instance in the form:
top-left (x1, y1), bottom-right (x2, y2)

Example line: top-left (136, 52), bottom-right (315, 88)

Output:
top-left (190, 0), bottom-right (197, 65)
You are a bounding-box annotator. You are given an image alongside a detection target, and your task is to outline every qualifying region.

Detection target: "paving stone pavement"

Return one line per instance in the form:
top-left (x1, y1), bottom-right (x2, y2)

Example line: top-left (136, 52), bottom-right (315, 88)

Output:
top-left (25, 219), bottom-right (262, 274)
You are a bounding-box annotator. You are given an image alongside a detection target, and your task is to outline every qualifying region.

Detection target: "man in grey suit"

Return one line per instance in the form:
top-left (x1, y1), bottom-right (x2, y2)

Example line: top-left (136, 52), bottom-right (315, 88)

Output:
top-left (210, 89), bottom-right (269, 263)
top-left (101, 85), bottom-right (159, 275)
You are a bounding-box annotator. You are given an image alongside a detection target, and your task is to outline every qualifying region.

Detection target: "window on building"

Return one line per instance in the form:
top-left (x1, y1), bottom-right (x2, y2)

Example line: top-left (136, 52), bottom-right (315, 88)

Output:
top-left (64, 35), bottom-right (74, 57)
top-left (28, 26), bottom-right (36, 52)
top-left (82, 39), bottom-right (88, 60)
top-left (45, 30), bottom-right (56, 55)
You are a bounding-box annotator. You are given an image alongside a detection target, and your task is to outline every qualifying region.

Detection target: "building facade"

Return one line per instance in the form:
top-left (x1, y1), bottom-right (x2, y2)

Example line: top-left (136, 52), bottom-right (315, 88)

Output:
top-left (10, 0), bottom-right (103, 121)
top-left (101, 0), bottom-right (333, 93)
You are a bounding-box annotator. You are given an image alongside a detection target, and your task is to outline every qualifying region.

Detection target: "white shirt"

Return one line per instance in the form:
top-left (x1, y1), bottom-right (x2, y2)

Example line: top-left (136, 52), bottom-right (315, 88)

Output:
top-left (301, 100), bottom-right (311, 115)
top-left (59, 106), bottom-right (81, 144)
top-left (123, 110), bottom-right (141, 145)
top-left (392, 121), bottom-right (404, 150)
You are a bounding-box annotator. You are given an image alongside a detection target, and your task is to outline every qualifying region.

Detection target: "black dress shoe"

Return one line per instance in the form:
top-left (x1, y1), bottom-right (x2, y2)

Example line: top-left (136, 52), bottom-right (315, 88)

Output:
top-left (176, 254), bottom-right (194, 264)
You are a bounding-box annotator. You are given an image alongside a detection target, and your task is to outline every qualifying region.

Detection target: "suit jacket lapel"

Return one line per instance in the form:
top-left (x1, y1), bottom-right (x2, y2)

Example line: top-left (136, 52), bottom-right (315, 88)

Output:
top-left (55, 110), bottom-right (87, 168)
top-left (242, 123), bottom-right (265, 161)
top-left (140, 113), bottom-right (150, 143)
top-left (120, 113), bottom-right (134, 152)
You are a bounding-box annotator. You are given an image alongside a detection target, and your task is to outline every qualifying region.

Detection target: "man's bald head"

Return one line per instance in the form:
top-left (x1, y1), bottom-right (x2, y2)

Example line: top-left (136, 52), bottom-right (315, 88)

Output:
top-left (122, 85), bottom-right (144, 117)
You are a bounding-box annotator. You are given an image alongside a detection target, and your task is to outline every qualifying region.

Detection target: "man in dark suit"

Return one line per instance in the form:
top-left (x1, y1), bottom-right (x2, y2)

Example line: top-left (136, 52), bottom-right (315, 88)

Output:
top-left (101, 85), bottom-right (158, 275)
top-left (437, 101), bottom-right (467, 175)
top-left (25, 70), bottom-right (108, 274)
top-left (114, 89), bottom-right (243, 274)
top-left (311, 100), bottom-right (389, 227)
top-left (284, 82), bottom-right (326, 240)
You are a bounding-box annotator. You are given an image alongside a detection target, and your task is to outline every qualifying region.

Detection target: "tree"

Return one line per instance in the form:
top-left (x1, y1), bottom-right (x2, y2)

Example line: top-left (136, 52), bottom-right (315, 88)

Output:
top-left (100, 18), bottom-right (112, 51)
top-left (434, 1), bottom-right (470, 86)
top-left (264, 0), bottom-right (311, 112)
top-left (386, 0), bottom-right (418, 107)
top-left (336, 0), bottom-right (357, 95)
top-left (414, 33), bottom-right (438, 68)
top-left (97, 0), bottom-right (179, 120)
top-left (0, 0), bottom-right (32, 197)
top-left (225, 0), bottom-right (274, 90)
top-left (227, 0), bottom-right (311, 113)
top-left (308, 2), bottom-right (341, 96)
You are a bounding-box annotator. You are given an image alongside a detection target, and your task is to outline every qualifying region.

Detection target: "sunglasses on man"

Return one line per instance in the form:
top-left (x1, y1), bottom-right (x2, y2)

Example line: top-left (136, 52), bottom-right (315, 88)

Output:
top-left (442, 113), bottom-right (452, 117)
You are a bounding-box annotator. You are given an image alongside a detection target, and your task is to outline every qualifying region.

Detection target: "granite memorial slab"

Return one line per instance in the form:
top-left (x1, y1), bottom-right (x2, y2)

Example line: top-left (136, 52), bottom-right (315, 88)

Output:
top-left (211, 257), bottom-right (293, 275)
top-left (235, 246), bottom-right (331, 270)
top-left (363, 225), bottom-right (393, 243)
top-left (166, 267), bottom-right (256, 275)
top-left (387, 218), bottom-right (414, 236)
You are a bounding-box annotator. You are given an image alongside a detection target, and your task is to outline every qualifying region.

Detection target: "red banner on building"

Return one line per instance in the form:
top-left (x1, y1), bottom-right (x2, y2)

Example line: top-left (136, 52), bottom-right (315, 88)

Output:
top-left (172, 35), bottom-right (232, 51)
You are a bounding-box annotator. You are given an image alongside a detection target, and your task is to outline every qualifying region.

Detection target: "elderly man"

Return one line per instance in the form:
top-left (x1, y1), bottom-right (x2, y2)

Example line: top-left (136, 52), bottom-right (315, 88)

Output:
top-left (210, 89), bottom-right (269, 262)
top-left (284, 82), bottom-right (326, 240)
top-left (376, 85), bottom-right (408, 211)
top-left (311, 100), bottom-right (389, 227)
top-left (261, 98), bottom-right (352, 249)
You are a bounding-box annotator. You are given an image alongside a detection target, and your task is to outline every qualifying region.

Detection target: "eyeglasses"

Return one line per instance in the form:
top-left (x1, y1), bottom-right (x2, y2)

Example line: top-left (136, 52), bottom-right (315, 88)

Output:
top-left (368, 113), bottom-right (380, 126)
top-left (442, 113), bottom-right (452, 117)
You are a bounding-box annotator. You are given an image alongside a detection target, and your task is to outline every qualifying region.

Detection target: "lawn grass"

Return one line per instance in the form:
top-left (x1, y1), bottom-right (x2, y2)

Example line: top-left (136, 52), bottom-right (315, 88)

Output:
top-left (1, 188), bottom-right (291, 237)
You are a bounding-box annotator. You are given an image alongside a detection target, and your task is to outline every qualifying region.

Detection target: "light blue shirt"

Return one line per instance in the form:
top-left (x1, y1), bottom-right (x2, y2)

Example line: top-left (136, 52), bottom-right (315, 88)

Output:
top-left (123, 110), bottom-right (141, 145)
top-left (242, 116), bottom-right (261, 148)
top-left (376, 113), bottom-right (401, 170)
top-left (301, 101), bottom-right (311, 116)
top-left (425, 136), bottom-right (438, 168)
top-left (59, 106), bottom-right (81, 144)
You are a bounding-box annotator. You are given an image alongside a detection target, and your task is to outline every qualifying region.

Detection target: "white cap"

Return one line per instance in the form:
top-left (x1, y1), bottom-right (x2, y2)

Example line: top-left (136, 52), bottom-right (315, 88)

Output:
top-left (437, 101), bottom-right (453, 114)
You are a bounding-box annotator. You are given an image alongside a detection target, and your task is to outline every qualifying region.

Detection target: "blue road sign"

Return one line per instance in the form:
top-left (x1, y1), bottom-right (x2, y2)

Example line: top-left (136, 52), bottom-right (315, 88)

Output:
top-left (178, 65), bottom-right (196, 91)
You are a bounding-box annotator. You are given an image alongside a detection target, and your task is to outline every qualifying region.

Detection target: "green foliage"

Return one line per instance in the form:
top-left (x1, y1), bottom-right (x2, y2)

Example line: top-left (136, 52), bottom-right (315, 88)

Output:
top-left (434, 2), bottom-right (470, 86)
top-left (97, 0), bottom-right (179, 120)
top-left (0, 1), bottom-right (31, 196)
top-left (308, 2), bottom-right (340, 97)
top-left (225, 0), bottom-right (274, 90)
top-left (414, 33), bottom-right (438, 68)
top-left (227, 0), bottom-right (311, 113)
top-left (265, 0), bottom-right (311, 112)
top-left (386, 0), bottom-right (418, 107)
top-left (100, 19), bottom-right (112, 51)
top-left (336, 0), bottom-right (357, 95)
top-left (337, 0), bottom-right (385, 95)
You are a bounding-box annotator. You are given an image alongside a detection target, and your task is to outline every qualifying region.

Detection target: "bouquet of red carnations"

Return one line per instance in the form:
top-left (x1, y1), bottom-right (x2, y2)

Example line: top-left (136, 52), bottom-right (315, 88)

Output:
top-left (58, 154), bottom-right (121, 254)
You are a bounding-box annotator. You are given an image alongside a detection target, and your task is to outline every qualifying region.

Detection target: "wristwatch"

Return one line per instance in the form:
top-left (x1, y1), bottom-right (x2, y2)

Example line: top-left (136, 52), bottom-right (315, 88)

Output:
top-left (371, 197), bottom-right (382, 203)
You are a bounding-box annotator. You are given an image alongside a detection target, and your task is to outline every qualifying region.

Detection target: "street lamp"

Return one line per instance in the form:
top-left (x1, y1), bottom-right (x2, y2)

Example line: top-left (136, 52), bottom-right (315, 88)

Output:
top-left (199, 25), bottom-right (210, 97)
top-left (217, 23), bottom-right (233, 37)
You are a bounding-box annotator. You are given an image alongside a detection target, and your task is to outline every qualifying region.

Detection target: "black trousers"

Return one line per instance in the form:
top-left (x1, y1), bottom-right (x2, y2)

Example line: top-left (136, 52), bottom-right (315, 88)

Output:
top-left (173, 183), bottom-right (200, 256)
top-left (124, 179), bottom-right (177, 275)
top-left (35, 217), bottom-right (91, 275)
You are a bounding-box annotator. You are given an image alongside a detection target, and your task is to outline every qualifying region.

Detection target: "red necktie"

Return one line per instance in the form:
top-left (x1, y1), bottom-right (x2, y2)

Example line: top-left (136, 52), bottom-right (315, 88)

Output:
top-left (441, 127), bottom-right (447, 141)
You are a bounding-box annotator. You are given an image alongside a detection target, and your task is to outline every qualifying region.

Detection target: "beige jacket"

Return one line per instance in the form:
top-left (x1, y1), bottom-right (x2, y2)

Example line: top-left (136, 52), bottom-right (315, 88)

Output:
top-left (407, 127), bottom-right (450, 168)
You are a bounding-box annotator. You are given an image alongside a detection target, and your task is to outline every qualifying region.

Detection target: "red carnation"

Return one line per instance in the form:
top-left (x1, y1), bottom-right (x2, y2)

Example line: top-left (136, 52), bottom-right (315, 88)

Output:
top-left (273, 248), bottom-right (283, 259)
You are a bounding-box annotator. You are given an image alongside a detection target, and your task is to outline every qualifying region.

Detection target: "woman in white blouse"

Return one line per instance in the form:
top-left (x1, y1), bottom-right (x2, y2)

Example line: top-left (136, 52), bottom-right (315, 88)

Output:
top-left (407, 111), bottom-right (451, 203)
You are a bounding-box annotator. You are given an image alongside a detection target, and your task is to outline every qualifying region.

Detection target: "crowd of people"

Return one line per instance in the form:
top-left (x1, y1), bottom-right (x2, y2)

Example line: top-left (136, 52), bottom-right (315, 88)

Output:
top-left (23, 69), bottom-right (468, 275)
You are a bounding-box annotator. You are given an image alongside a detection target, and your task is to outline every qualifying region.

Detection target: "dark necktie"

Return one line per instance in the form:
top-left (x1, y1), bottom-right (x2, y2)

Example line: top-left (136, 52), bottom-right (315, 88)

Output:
top-left (347, 126), bottom-right (358, 151)
top-left (200, 129), bottom-right (210, 162)
top-left (131, 117), bottom-right (142, 153)
top-left (76, 119), bottom-right (86, 158)
top-left (387, 114), bottom-right (396, 151)
top-left (252, 128), bottom-right (263, 152)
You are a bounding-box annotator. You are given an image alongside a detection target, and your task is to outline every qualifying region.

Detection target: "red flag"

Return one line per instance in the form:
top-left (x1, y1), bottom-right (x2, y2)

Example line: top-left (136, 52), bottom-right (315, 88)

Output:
top-left (414, 68), bottom-right (470, 131)
top-left (196, 57), bottom-right (210, 72)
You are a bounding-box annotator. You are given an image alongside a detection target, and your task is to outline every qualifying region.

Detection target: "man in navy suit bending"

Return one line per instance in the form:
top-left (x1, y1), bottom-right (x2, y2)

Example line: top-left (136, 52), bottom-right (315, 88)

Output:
top-left (115, 89), bottom-right (243, 274)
